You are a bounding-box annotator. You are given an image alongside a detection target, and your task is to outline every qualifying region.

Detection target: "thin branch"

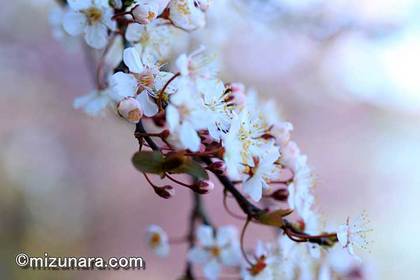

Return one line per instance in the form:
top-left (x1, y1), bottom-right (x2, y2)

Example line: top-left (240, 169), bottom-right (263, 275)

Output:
top-left (240, 218), bottom-right (253, 266)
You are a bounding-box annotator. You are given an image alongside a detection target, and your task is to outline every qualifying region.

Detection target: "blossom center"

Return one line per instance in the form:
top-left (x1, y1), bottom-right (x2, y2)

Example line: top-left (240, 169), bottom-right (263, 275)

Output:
top-left (84, 7), bottom-right (103, 25)
top-left (248, 256), bottom-right (267, 276)
top-left (135, 71), bottom-right (155, 90)
top-left (149, 233), bottom-right (161, 248)
top-left (140, 32), bottom-right (151, 45)
top-left (209, 246), bottom-right (221, 257)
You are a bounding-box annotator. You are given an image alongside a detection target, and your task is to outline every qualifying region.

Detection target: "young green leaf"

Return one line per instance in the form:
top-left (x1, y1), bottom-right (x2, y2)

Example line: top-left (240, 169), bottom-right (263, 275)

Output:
top-left (132, 151), bottom-right (166, 174)
top-left (257, 208), bottom-right (293, 227)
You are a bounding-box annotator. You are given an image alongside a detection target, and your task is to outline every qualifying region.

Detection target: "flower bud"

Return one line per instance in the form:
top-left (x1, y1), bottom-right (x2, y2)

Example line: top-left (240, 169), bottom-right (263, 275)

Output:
top-left (117, 97), bottom-right (143, 123)
top-left (154, 185), bottom-right (175, 199)
top-left (207, 160), bottom-right (226, 176)
top-left (110, 0), bottom-right (122, 9)
top-left (199, 143), bottom-right (206, 153)
top-left (195, 0), bottom-right (211, 11)
top-left (151, 110), bottom-right (166, 127)
top-left (192, 180), bottom-right (214, 194)
top-left (226, 82), bottom-right (246, 106)
top-left (132, 3), bottom-right (159, 24)
top-left (200, 130), bottom-right (214, 145)
top-left (271, 188), bottom-right (289, 201)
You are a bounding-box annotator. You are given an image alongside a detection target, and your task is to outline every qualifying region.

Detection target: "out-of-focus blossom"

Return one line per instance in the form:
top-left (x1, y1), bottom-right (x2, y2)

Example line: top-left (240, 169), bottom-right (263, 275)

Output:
top-left (188, 225), bottom-right (241, 280)
top-left (63, 0), bottom-right (116, 49)
top-left (146, 225), bottom-right (170, 257)
top-left (337, 213), bottom-right (371, 260)
top-left (169, 0), bottom-right (207, 31)
top-left (73, 88), bottom-right (112, 116)
top-left (176, 47), bottom-right (218, 81)
top-left (132, 1), bottom-right (160, 24)
top-left (125, 19), bottom-right (177, 62)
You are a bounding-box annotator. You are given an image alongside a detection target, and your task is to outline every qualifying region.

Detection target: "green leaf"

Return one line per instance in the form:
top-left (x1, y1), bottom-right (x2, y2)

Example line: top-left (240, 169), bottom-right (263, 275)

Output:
top-left (123, 0), bottom-right (136, 8)
top-left (257, 208), bottom-right (293, 227)
top-left (132, 151), bottom-right (208, 179)
top-left (173, 158), bottom-right (209, 180)
top-left (132, 151), bottom-right (166, 174)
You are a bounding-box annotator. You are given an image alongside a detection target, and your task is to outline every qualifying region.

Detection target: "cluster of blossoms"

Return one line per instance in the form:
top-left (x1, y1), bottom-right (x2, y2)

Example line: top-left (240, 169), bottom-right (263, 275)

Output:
top-left (52, 0), bottom-right (371, 279)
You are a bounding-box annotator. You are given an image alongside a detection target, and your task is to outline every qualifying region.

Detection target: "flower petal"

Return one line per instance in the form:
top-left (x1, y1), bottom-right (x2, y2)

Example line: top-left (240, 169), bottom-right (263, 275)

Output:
top-left (196, 225), bottom-right (214, 247)
top-left (110, 72), bottom-right (137, 101)
top-left (123, 47), bottom-right (145, 73)
top-left (125, 23), bottom-right (145, 42)
top-left (63, 11), bottom-right (87, 36)
top-left (136, 91), bottom-right (158, 117)
top-left (243, 176), bottom-right (263, 202)
top-left (216, 226), bottom-right (236, 247)
top-left (84, 23), bottom-right (108, 49)
top-left (203, 259), bottom-right (221, 280)
top-left (187, 247), bottom-right (210, 264)
top-left (165, 105), bottom-right (180, 132)
top-left (180, 122), bottom-right (200, 152)
top-left (155, 243), bottom-right (170, 257)
top-left (67, 0), bottom-right (91, 10)
top-left (219, 247), bottom-right (240, 266)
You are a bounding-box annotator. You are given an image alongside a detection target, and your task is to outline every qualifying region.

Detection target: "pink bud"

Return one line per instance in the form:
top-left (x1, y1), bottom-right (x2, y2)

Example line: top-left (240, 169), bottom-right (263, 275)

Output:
top-left (192, 180), bottom-right (214, 194)
top-left (230, 82), bottom-right (245, 94)
top-left (207, 160), bottom-right (226, 176)
top-left (200, 131), bottom-right (214, 145)
top-left (271, 188), bottom-right (289, 201)
top-left (154, 185), bottom-right (175, 199)
top-left (132, 3), bottom-right (158, 24)
top-left (117, 97), bottom-right (143, 123)
top-left (199, 144), bottom-right (206, 153)
top-left (227, 82), bottom-right (246, 106)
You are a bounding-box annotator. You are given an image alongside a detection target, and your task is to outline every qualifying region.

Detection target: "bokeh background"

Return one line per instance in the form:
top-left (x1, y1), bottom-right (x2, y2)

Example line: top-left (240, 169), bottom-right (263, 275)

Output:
top-left (1, 0), bottom-right (420, 279)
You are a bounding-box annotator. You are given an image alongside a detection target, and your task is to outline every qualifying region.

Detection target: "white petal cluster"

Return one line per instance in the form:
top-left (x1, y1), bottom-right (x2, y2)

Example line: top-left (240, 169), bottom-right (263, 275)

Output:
top-left (188, 225), bottom-right (241, 280)
top-left (125, 19), bottom-right (179, 63)
top-left (146, 224), bottom-right (170, 257)
top-left (73, 88), bottom-right (112, 116)
top-left (337, 213), bottom-right (371, 260)
top-left (169, 0), bottom-right (207, 31)
top-left (63, 0), bottom-right (116, 49)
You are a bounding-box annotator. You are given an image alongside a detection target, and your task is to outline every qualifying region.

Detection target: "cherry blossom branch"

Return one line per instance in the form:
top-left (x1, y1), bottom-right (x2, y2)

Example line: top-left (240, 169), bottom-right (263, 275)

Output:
top-left (183, 192), bottom-right (213, 280)
top-left (134, 124), bottom-right (338, 247)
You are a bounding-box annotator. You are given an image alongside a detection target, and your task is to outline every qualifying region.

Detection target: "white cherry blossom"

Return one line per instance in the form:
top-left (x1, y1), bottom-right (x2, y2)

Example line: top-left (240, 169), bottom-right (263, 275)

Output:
top-left (166, 83), bottom-right (210, 151)
top-left (132, 1), bottom-right (160, 24)
top-left (73, 88), bottom-right (112, 116)
top-left (111, 47), bottom-right (173, 117)
top-left (63, 0), bottom-right (116, 49)
top-left (176, 47), bottom-right (218, 81)
top-left (125, 19), bottom-right (176, 62)
top-left (242, 149), bottom-right (281, 202)
top-left (241, 241), bottom-right (284, 280)
top-left (169, 0), bottom-right (207, 31)
top-left (337, 213), bottom-right (371, 260)
top-left (187, 225), bottom-right (241, 280)
top-left (198, 79), bottom-right (232, 140)
top-left (146, 224), bottom-right (170, 257)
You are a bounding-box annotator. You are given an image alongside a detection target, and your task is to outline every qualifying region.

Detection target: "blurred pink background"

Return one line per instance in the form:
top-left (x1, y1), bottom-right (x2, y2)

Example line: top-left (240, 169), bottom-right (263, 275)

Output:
top-left (1, 0), bottom-right (420, 279)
